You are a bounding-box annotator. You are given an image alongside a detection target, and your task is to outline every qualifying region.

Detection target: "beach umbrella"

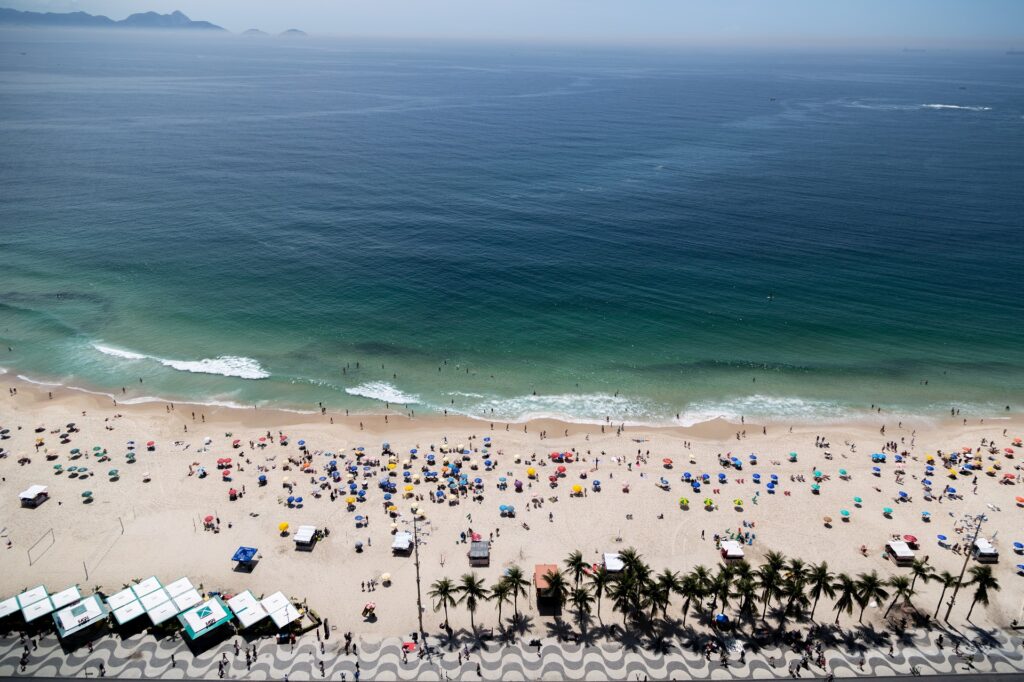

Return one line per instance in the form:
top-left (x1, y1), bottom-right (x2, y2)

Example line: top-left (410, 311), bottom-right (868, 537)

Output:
top-left (947, 487), bottom-right (957, 495)
top-left (854, 496), bottom-right (862, 504)
top-left (527, 467), bottom-right (536, 477)
top-left (899, 491), bottom-right (909, 499)
top-left (811, 484), bottom-right (821, 492)
top-left (840, 509), bottom-right (850, 518)
top-left (346, 496), bottom-right (356, 504)
top-left (572, 484), bottom-right (583, 494)
top-left (904, 535), bottom-right (918, 544)
top-left (53, 464), bottom-right (63, 471)
top-left (733, 498), bottom-right (743, 506)
top-left (823, 516), bottom-right (832, 524)
top-left (883, 507), bottom-right (893, 516)
top-left (703, 498), bottom-right (714, 507)
top-left (937, 534), bottom-right (948, 544)
top-left (82, 490), bottom-right (92, 497)
top-left (770, 474), bottom-right (778, 481)
top-left (839, 469), bottom-right (847, 477)
top-left (922, 479), bottom-right (933, 487)
top-left (679, 497), bottom-right (689, 506)
top-left (70, 448), bottom-right (80, 455)
top-left (813, 470), bottom-right (823, 478)
top-left (663, 458), bottom-right (673, 467)
top-left (383, 493), bottom-right (393, 501)
top-left (1016, 496), bottom-right (1024, 505)
top-left (108, 469), bottom-right (119, 476)
top-left (287, 496), bottom-right (295, 504)
top-left (355, 515), bottom-right (365, 522)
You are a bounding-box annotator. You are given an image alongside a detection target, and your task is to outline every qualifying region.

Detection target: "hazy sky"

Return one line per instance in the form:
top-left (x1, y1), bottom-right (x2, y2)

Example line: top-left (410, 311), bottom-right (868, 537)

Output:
top-left (8, 0), bottom-right (1024, 45)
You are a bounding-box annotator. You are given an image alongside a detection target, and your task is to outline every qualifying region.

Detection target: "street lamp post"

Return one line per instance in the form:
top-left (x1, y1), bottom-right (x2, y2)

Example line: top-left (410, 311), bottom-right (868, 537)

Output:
top-left (412, 513), bottom-right (425, 639)
top-left (944, 513), bottom-right (984, 622)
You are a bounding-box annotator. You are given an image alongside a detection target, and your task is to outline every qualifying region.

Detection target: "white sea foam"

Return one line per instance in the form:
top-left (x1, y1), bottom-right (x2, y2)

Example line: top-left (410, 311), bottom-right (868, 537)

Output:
top-left (674, 395), bottom-right (847, 426)
top-left (921, 104), bottom-right (991, 111)
top-left (93, 344), bottom-right (147, 360)
top-left (0, 366), bottom-right (7, 375)
top-left (92, 343), bottom-right (269, 379)
top-left (345, 382), bottom-right (420, 405)
top-left (455, 393), bottom-right (663, 426)
top-left (16, 374), bottom-right (64, 387)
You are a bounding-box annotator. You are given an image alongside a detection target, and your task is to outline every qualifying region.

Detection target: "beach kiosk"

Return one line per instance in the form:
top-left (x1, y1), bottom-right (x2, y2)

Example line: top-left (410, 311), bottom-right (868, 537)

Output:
top-left (19, 485), bottom-right (48, 508)
top-left (0, 595), bottom-right (20, 624)
top-left (53, 594), bottom-right (108, 643)
top-left (227, 590), bottom-right (269, 630)
top-left (178, 596), bottom-right (233, 645)
top-left (603, 553), bottom-right (625, 573)
top-left (720, 541), bottom-right (745, 561)
top-left (885, 540), bottom-right (916, 566)
top-left (468, 541), bottom-right (490, 567)
top-left (260, 591), bottom-right (301, 633)
top-left (392, 531), bottom-right (413, 555)
top-left (293, 526), bottom-right (318, 551)
top-left (17, 585), bottom-right (54, 624)
top-left (973, 538), bottom-right (999, 563)
top-left (533, 564), bottom-right (561, 613)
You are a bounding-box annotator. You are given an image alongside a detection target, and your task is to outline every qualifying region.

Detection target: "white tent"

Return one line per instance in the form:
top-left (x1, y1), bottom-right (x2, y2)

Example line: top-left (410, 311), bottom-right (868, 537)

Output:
top-left (22, 599), bottom-right (55, 622)
top-left (112, 600), bottom-right (146, 625)
top-left (140, 588), bottom-right (171, 612)
top-left (164, 577), bottom-right (194, 599)
top-left (53, 594), bottom-right (107, 638)
top-left (19, 485), bottom-right (48, 507)
top-left (603, 553), bottom-right (624, 572)
top-left (392, 531), bottom-right (413, 552)
top-left (886, 541), bottom-right (915, 562)
top-left (132, 576), bottom-right (162, 598)
top-left (172, 589), bottom-right (203, 612)
top-left (17, 585), bottom-right (48, 608)
top-left (147, 600), bottom-right (179, 625)
top-left (721, 541), bottom-right (745, 559)
top-left (260, 591), bottom-right (300, 629)
top-left (228, 590), bottom-right (268, 629)
top-left (293, 525), bottom-right (317, 546)
top-left (106, 587), bottom-right (138, 611)
top-left (50, 586), bottom-right (83, 610)
top-left (0, 597), bottom-right (19, 619)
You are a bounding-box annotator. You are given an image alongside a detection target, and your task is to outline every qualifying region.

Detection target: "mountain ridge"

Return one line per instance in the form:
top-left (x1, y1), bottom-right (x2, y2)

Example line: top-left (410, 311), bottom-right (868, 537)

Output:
top-left (0, 7), bottom-right (225, 30)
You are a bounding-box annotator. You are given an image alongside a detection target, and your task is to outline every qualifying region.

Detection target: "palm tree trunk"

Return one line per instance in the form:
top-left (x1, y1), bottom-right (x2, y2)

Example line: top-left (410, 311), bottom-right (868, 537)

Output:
top-left (443, 603), bottom-right (450, 628)
top-left (966, 597), bottom-right (977, 622)
top-left (834, 609), bottom-right (842, 625)
top-left (858, 603), bottom-right (866, 623)
top-left (884, 595), bottom-right (898, 617)
top-left (810, 595), bottom-right (820, 621)
top-left (934, 586), bottom-right (947, 619)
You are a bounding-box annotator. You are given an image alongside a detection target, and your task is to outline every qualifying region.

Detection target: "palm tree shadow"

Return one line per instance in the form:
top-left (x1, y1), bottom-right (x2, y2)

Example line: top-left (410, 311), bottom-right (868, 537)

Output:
top-left (545, 618), bottom-right (574, 642)
top-left (509, 612), bottom-right (534, 638)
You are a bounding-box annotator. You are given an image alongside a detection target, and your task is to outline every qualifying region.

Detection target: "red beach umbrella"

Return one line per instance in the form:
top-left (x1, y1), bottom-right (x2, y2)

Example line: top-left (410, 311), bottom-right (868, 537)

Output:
top-left (903, 534), bottom-right (918, 544)
top-left (204, 515), bottom-right (214, 523)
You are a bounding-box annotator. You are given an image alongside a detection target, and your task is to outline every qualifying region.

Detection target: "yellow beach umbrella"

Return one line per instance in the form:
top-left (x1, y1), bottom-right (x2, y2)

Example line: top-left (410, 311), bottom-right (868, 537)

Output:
top-left (388, 505), bottom-right (398, 512)
top-left (527, 467), bottom-right (536, 477)
top-left (572, 484), bottom-right (582, 494)
top-left (346, 496), bottom-right (356, 504)
top-left (404, 484), bottom-right (414, 492)
top-left (279, 522), bottom-right (289, 532)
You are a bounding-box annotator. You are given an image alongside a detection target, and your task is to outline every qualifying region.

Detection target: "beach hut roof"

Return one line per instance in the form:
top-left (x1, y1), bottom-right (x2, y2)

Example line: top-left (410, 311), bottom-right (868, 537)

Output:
top-left (178, 596), bottom-right (233, 640)
top-left (534, 564), bottom-right (559, 590)
top-left (53, 594), bottom-right (107, 638)
top-left (603, 553), bottom-right (625, 572)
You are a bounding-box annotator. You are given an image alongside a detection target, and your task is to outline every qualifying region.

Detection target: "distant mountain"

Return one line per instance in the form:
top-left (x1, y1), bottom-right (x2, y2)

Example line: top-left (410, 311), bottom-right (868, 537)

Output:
top-left (242, 28), bottom-right (268, 36)
top-left (0, 7), bottom-right (225, 30)
top-left (279, 28), bottom-right (307, 37)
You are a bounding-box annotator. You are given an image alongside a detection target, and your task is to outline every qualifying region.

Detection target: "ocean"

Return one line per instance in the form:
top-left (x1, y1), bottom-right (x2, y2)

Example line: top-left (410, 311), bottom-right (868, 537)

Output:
top-left (1, 29), bottom-right (1022, 424)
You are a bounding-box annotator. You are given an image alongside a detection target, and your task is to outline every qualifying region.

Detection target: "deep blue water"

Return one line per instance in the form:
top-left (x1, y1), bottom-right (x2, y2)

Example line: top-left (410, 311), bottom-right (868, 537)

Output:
top-left (1, 29), bottom-right (1022, 423)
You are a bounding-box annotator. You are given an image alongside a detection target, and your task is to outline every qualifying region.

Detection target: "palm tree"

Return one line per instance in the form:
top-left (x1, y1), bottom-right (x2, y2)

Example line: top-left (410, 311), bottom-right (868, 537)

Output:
top-left (855, 571), bottom-right (890, 623)
top-left (456, 573), bottom-right (490, 633)
top-left (588, 565), bottom-right (612, 624)
top-left (678, 571), bottom-right (702, 625)
top-left (932, 570), bottom-right (958, 620)
top-left (689, 564), bottom-right (713, 611)
top-left (709, 565), bottom-right (735, 613)
top-left (569, 586), bottom-right (593, 638)
top-left (490, 578), bottom-right (512, 626)
top-left (504, 565), bottom-right (530, 622)
top-left (610, 576), bottom-right (635, 625)
top-left (964, 565), bottom-right (1000, 622)
top-left (884, 575), bottom-right (913, 617)
top-left (653, 569), bottom-right (683, 619)
top-left (543, 568), bottom-right (570, 614)
top-left (832, 573), bottom-right (857, 625)
top-left (429, 577), bottom-right (457, 628)
top-left (734, 576), bottom-right (759, 620)
top-left (908, 557), bottom-right (933, 592)
top-left (807, 562), bottom-right (836, 622)
top-left (783, 558), bottom-right (809, 614)
top-left (757, 561), bottom-right (783, 619)
top-left (565, 550), bottom-right (587, 590)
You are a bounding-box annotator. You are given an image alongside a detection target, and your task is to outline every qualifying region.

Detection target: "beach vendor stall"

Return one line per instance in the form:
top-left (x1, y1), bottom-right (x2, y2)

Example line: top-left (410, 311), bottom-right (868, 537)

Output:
top-left (232, 546), bottom-right (260, 572)
top-left (973, 538), bottom-right (999, 563)
top-left (468, 540), bottom-right (490, 567)
top-left (227, 590), bottom-right (268, 630)
top-left (19, 485), bottom-right (48, 508)
top-left (293, 526), bottom-right (318, 551)
top-left (392, 531), bottom-right (413, 555)
top-left (603, 553), bottom-right (625, 573)
top-left (720, 540), bottom-right (745, 561)
top-left (885, 540), bottom-right (915, 566)
top-left (53, 594), bottom-right (108, 643)
top-left (178, 596), bottom-right (233, 643)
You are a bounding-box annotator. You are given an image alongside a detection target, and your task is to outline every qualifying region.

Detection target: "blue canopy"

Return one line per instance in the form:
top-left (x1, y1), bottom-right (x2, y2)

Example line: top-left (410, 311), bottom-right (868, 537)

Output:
top-left (383, 493), bottom-right (393, 500)
top-left (258, 475), bottom-right (267, 482)
top-left (232, 546), bottom-right (258, 563)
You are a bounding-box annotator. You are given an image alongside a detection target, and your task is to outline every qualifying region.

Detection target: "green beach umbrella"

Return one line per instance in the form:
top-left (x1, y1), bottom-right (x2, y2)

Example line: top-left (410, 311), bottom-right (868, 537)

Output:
top-left (70, 448), bottom-right (80, 455)
top-left (92, 446), bottom-right (102, 452)
top-left (853, 496), bottom-right (862, 504)
top-left (883, 507), bottom-right (893, 515)
top-left (81, 491), bottom-right (92, 498)
top-left (679, 497), bottom-right (689, 506)
top-left (839, 469), bottom-right (847, 476)
top-left (53, 464), bottom-right (62, 470)
top-left (813, 470), bottom-right (823, 478)
top-left (840, 509), bottom-right (850, 517)
top-left (108, 469), bottom-right (119, 476)
top-left (811, 484), bottom-right (821, 491)
top-left (78, 467), bottom-right (88, 474)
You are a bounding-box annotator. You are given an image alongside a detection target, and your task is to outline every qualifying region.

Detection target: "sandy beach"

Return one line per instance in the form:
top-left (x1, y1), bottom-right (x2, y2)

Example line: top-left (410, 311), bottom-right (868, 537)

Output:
top-left (2, 374), bottom-right (1022, 649)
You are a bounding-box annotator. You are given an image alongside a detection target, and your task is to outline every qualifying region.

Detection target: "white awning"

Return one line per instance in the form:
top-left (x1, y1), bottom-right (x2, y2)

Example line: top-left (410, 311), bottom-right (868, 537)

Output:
top-left (0, 596), bottom-right (20, 618)
top-left (887, 541), bottom-right (914, 559)
top-left (106, 588), bottom-right (138, 610)
top-left (294, 526), bottom-right (317, 544)
top-left (260, 591), bottom-right (289, 615)
top-left (50, 585), bottom-right (83, 610)
top-left (227, 590), bottom-right (259, 614)
top-left (392, 531), bottom-right (413, 550)
top-left (19, 485), bottom-right (48, 500)
top-left (173, 589), bottom-right (202, 612)
top-left (603, 553), bottom-right (624, 572)
top-left (164, 577), bottom-right (194, 599)
top-left (23, 598), bottom-right (55, 622)
top-left (721, 541), bottom-right (745, 558)
top-left (132, 576), bottom-right (162, 598)
top-left (17, 586), bottom-right (48, 608)
top-left (140, 588), bottom-right (170, 612)
top-left (113, 600), bottom-right (146, 625)
top-left (147, 600), bottom-right (179, 625)
top-left (54, 595), bottom-right (106, 637)
top-left (235, 604), bottom-right (268, 629)
top-left (268, 603), bottom-right (301, 629)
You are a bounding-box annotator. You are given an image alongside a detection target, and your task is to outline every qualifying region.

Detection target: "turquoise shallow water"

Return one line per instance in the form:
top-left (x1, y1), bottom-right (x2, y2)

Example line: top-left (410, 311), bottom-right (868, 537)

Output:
top-left (1, 30), bottom-right (1022, 423)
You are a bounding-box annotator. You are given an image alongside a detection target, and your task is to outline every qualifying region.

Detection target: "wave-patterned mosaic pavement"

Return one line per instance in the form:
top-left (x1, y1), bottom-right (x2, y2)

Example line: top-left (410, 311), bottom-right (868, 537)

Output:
top-left (1, 626), bottom-right (1022, 679)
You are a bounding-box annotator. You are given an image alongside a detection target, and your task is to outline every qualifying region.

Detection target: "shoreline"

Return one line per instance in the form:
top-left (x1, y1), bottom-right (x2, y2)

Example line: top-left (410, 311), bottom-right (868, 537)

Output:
top-left (6, 367), bottom-right (1016, 436)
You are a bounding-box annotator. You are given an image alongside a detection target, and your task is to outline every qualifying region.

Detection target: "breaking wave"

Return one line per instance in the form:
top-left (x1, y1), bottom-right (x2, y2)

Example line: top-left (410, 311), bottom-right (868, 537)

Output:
top-left (345, 381), bottom-right (420, 405)
top-left (92, 343), bottom-right (269, 379)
